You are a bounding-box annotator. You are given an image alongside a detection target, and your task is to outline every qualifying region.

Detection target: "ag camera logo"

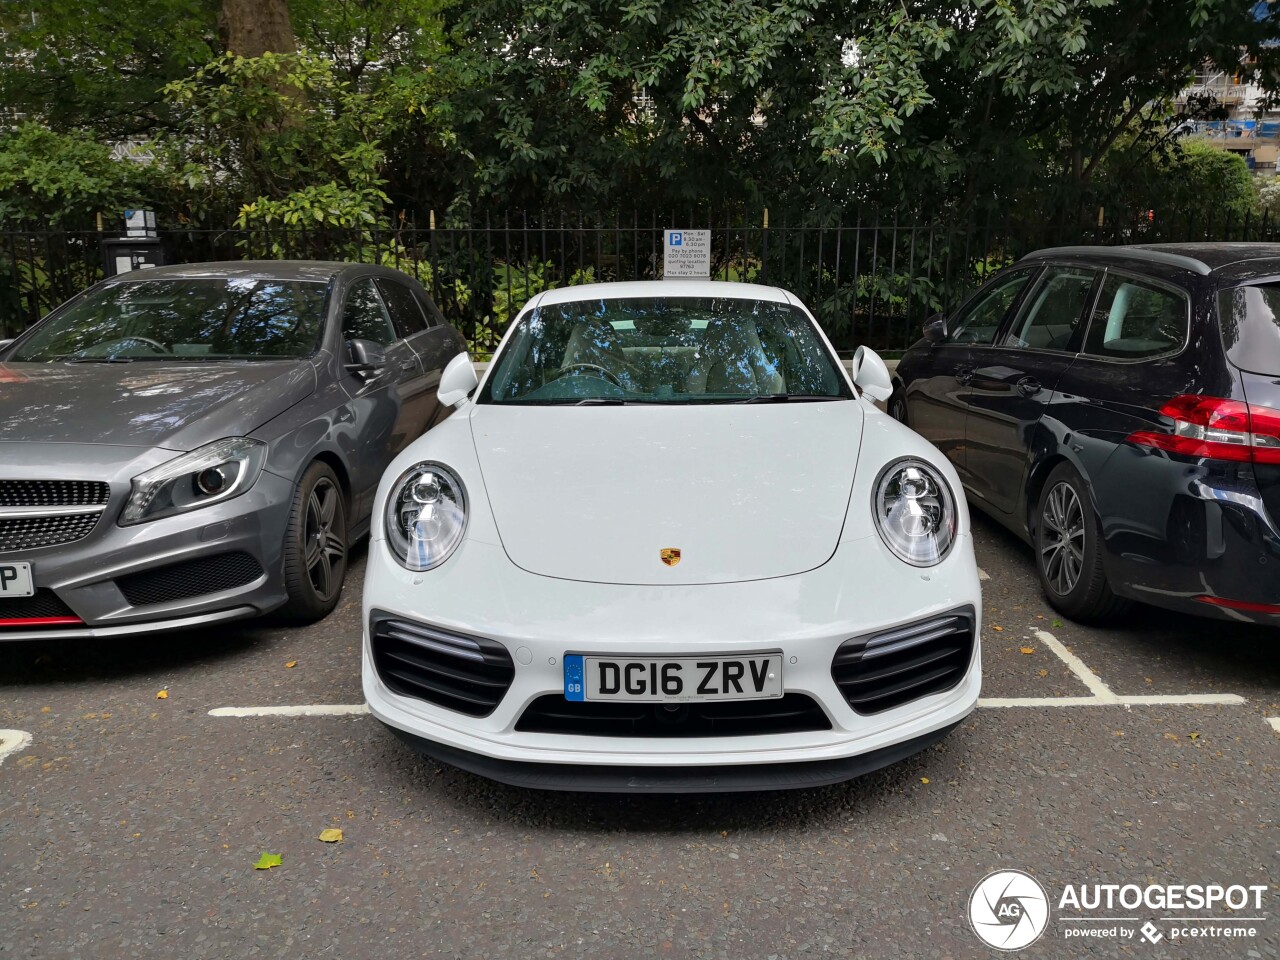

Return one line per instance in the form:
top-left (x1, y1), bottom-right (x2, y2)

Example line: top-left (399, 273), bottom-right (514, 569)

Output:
top-left (969, 869), bottom-right (1051, 951)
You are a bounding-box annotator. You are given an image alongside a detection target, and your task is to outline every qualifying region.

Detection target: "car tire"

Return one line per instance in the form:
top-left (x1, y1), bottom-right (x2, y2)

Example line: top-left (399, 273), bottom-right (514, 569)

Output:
top-left (888, 390), bottom-right (909, 425)
top-left (279, 461), bottom-right (349, 623)
top-left (1034, 463), bottom-right (1128, 623)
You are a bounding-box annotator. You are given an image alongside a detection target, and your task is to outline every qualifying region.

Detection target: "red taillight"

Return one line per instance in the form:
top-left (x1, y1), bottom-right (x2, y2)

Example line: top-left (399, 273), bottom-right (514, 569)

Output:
top-left (1126, 394), bottom-right (1280, 465)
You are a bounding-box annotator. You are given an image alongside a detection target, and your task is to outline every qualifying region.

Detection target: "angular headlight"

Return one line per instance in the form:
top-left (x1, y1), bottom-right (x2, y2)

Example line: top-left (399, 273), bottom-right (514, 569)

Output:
top-left (872, 458), bottom-right (957, 566)
top-left (120, 437), bottom-right (267, 525)
top-left (385, 462), bottom-right (467, 571)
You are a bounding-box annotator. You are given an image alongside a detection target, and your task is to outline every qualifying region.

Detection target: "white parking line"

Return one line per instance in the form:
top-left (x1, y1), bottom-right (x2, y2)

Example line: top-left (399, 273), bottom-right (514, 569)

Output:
top-left (208, 704), bottom-right (370, 718)
top-left (977, 568), bottom-right (990, 581)
top-left (0, 729), bottom-right (33, 766)
top-left (1117, 694), bottom-right (1248, 706)
top-left (1033, 629), bottom-right (1118, 702)
top-left (208, 695), bottom-right (1249, 718)
top-left (978, 694), bottom-right (1246, 708)
top-left (208, 630), bottom-right (1249, 719)
top-left (1267, 717), bottom-right (1280, 735)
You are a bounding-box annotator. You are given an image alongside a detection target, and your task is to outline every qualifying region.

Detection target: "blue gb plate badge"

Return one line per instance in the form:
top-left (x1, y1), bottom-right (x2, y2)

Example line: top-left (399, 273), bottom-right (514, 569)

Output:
top-left (563, 654), bottom-right (585, 701)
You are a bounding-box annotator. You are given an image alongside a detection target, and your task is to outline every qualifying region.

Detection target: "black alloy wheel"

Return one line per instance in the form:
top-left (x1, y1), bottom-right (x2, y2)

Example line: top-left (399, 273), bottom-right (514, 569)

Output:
top-left (280, 461), bottom-right (349, 622)
top-left (1033, 462), bottom-right (1129, 623)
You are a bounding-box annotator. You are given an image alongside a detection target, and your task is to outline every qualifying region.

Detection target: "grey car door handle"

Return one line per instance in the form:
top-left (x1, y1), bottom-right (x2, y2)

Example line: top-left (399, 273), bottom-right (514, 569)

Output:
top-left (1015, 376), bottom-right (1041, 397)
top-left (955, 367), bottom-right (973, 386)
top-left (399, 360), bottom-right (418, 373)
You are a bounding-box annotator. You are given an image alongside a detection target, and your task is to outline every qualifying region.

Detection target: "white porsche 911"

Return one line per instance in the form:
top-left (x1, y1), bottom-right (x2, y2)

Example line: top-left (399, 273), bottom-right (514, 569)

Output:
top-left (361, 281), bottom-right (981, 792)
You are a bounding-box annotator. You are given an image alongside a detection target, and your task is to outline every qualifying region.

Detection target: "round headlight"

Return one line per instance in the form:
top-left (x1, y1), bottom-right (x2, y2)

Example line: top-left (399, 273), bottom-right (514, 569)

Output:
top-left (385, 462), bottom-right (467, 571)
top-left (872, 458), bottom-right (956, 567)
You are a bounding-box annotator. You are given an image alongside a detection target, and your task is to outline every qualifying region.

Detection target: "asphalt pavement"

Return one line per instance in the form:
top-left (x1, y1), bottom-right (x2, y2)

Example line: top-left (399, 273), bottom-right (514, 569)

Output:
top-left (1, 513), bottom-right (1277, 960)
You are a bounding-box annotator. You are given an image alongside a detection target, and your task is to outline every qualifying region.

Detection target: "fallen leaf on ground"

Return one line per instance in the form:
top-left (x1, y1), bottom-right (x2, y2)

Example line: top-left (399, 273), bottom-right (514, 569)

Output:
top-left (1019, 646), bottom-right (1035, 655)
top-left (285, 661), bottom-right (298, 669)
top-left (920, 777), bottom-right (930, 784)
top-left (1038, 669), bottom-right (1049, 677)
top-left (318, 829), bottom-right (343, 843)
top-left (254, 852), bottom-right (282, 870)
top-left (155, 690), bottom-right (168, 700)
top-left (1051, 619), bottom-right (1064, 628)
top-left (991, 625), bottom-right (1004, 632)
top-left (1188, 732), bottom-right (1200, 741)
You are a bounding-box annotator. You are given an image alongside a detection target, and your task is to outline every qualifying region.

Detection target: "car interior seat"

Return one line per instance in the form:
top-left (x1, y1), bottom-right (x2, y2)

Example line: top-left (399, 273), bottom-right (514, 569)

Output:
top-left (560, 318), bottom-right (639, 386)
top-left (685, 315), bottom-right (786, 395)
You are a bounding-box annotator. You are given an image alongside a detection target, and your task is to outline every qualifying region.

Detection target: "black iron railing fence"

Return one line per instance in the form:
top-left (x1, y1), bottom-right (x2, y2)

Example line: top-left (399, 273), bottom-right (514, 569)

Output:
top-left (3, 206), bottom-right (1277, 350)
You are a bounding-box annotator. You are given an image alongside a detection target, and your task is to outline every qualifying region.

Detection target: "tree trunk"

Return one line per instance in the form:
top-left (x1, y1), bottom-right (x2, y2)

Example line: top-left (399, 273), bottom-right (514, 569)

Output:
top-left (219, 0), bottom-right (295, 57)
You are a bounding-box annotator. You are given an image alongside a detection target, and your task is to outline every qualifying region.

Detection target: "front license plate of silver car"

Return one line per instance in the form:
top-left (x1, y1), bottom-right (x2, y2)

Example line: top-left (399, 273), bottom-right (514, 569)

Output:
top-left (563, 654), bottom-right (783, 702)
top-left (0, 561), bottom-right (34, 598)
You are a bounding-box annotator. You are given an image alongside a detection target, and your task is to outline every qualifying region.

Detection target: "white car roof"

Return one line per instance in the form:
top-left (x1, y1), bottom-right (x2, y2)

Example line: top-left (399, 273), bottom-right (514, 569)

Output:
top-left (531, 280), bottom-right (792, 309)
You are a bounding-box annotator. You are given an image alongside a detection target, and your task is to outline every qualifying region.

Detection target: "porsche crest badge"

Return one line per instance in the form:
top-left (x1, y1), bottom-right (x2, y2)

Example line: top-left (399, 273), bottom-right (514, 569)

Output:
top-left (660, 547), bottom-right (682, 567)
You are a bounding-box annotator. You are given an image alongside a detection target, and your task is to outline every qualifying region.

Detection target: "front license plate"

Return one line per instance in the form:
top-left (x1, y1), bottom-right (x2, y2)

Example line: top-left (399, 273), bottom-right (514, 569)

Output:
top-left (563, 654), bottom-right (784, 702)
top-left (0, 561), bottom-right (34, 598)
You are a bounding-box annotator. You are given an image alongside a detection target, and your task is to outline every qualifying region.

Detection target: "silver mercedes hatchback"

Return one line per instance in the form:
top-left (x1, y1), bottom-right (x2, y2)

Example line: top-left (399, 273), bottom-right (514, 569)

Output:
top-left (0, 260), bottom-right (466, 639)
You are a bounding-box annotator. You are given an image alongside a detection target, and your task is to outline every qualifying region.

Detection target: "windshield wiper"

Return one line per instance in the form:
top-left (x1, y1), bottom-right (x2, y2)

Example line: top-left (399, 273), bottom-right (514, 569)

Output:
top-left (727, 394), bottom-right (841, 404)
top-left (572, 397), bottom-right (634, 406)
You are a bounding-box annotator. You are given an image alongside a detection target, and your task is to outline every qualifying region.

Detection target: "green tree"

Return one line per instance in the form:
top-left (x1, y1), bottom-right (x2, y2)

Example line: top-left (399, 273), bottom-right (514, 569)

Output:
top-left (0, 0), bottom-right (218, 138)
top-left (450, 0), bottom-right (1280, 215)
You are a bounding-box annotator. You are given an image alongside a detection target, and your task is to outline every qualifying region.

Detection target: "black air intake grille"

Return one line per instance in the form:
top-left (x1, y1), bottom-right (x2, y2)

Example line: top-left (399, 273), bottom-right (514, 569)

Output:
top-left (831, 608), bottom-right (975, 715)
top-left (0, 480), bottom-right (110, 508)
top-left (0, 589), bottom-right (79, 623)
top-left (371, 614), bottom-right (515, 718)
top-left (0, 513), bottom-right (102, 551)
top-left (516, 693), bottom-right (831, 738)
top-left (117, 552), bottom-right (264, 606)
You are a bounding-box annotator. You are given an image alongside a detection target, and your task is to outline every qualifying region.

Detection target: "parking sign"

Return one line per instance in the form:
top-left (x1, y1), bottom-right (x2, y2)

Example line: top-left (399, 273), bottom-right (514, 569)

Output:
top-left (663, 229), bottom-right (710, 278)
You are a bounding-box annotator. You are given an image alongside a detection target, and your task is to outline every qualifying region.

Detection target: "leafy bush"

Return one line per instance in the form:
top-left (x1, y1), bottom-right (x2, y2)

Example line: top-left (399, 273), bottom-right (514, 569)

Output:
top-left (0, 123), bottom-right (158, 225)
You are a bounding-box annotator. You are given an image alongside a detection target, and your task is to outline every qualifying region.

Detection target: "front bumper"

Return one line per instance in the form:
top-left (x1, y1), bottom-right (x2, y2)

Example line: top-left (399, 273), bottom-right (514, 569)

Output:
top-left (384, 719), bottom-right (965, 793)
top-left (0, 465), bottom-right (295, 641)
top-left (362, 533), bottom-right (982, 785)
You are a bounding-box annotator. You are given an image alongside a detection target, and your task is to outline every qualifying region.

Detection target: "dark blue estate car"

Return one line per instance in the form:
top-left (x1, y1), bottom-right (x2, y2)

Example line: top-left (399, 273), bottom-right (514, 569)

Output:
top-left (893, 244), bottom-right (1280, 624)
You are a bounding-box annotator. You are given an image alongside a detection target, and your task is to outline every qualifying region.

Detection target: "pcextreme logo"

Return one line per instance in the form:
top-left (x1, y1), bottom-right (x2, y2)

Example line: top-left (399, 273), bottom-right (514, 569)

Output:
top-left (968, 872), bottom-right (1270, 950)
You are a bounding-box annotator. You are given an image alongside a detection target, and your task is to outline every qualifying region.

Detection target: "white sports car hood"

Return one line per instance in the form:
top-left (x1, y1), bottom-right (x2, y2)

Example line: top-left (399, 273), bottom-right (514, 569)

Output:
top-left (469, 401), bottom-right (863, 585)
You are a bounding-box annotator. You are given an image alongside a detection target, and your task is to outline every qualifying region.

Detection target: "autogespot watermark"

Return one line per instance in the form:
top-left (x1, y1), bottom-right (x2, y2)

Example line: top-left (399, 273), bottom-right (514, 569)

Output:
top-left (969, 873), bottom-right (1269, 950)
top-left (969, 870), bottom-right (1051, 951)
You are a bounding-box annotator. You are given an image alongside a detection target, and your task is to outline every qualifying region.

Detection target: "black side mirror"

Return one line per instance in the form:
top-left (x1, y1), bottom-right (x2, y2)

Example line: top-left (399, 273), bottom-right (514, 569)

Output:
top-left (345, 338), bottom-right (387, 375)
top-left (922, 313), bottom-right (948, 344)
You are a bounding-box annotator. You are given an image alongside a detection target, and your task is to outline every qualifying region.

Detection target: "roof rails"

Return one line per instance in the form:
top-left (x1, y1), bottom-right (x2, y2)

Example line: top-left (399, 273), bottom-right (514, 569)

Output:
top-left (1021, 246), bottom-right (1212, 276)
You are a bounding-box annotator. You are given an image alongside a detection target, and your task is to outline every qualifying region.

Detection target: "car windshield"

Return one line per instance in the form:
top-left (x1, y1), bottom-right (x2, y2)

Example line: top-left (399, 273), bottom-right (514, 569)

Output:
top-left (9, 277), bottom-right (329, 363)
top-left (1219, 284), bottom-right (1280, 375)
top-left (479, 295), bottom-right (852, 405)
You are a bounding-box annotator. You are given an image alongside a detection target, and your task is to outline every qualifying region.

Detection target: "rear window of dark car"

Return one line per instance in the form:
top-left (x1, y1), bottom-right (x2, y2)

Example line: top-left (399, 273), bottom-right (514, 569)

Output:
top-left (1083, 274), bottom-right (1188, 360)
top-left (1219, 284), bottom-right (1280, 375)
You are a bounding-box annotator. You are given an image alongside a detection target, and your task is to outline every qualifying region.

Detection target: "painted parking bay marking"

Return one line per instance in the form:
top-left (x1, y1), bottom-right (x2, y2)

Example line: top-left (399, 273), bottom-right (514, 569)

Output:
top-left (209, 631), bottom-right (1249, 717)
top-left (979, 629), bottom-right (1247, 708)
top-left (208, 704), bottom-right (370, 718)
top-left (0, 729), bottom-right (33, 765)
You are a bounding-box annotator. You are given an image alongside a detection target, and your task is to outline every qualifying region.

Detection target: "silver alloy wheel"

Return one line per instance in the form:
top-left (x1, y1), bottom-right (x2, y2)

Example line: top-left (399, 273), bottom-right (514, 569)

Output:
top-left (1040, 481), bottom-right (1085, 596)
top-left (304, 477), bottom-right (346, 602)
